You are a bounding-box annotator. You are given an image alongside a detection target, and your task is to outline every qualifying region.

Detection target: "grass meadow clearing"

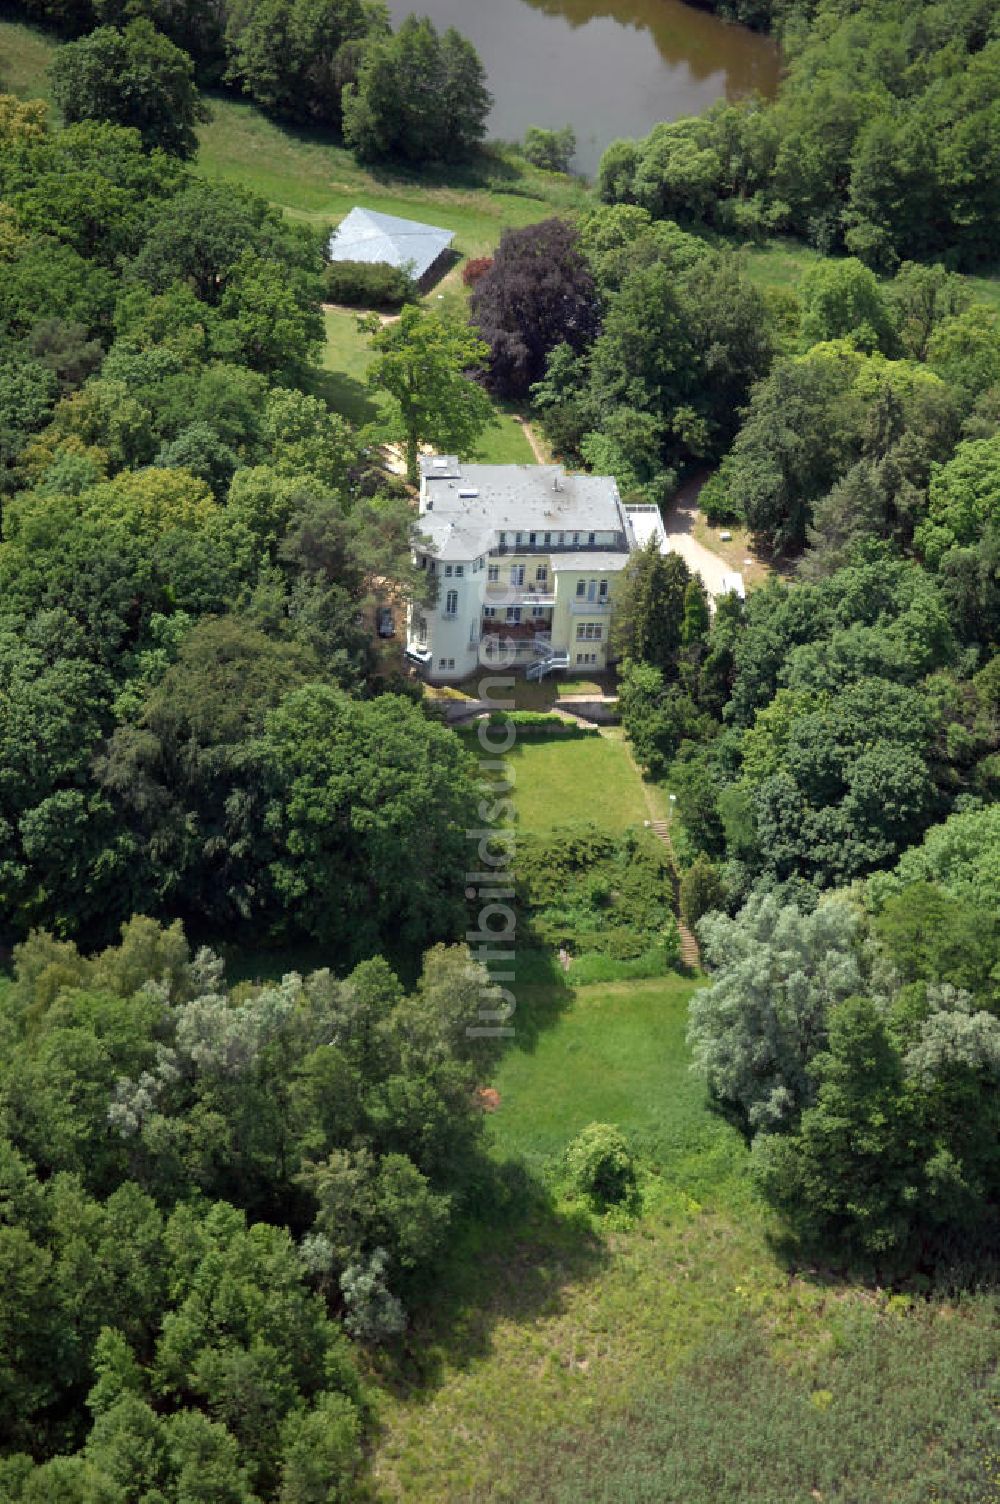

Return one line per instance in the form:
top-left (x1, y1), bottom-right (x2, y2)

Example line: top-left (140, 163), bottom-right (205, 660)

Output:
top-left (371, 962), bottom-right (1000, 1504)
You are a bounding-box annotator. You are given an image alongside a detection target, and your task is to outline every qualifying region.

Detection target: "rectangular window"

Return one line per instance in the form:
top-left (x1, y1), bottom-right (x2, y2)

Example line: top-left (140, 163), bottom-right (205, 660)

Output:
top-left (516, 531), bottom-right (524, 546)
top-left (498, 531), bottom-right (506, 546)
top-left (506, 606), bottom-right (521, 624)
top-left (529, 532), bottom-right (536, 546)
top-left (445, 590), bottom-right (458, 616)
top-left (587, 580), bottom-right (597, 602)
top-left (576, 579), bottom-right (586, 598)
top-left (455, 564), bottom-right (464, 577)
top-left (572, 532), bottom-right (580, 546)
top-left (488, 564), bottom-right (499, 582)
top-left (532, 606), bottom-right (546, 618)
top-left (511, 564), bottom-right (525, 586)
top-left (428, 559), bottom-right (436, 574)
top-left (448, 658), bottom-right (455, 669)
top-left (444, 564), bottom-right (453, 577)
top-left (599, 579), bottom-right (609, 601)
top-left (593, 625), bottom-right (603, 641)
top-left (576, 653), bottom-right (584, 664)
top-left (543, 531), bottom-right (551, 545)
top-left (588, 532), bottom-right (596, 545)
top-left (535, 565), bottom-right (548, 583)
top-left (439, 658), bottom-right (447, 668)
top-left (483, 606), bottom-right (496, 619)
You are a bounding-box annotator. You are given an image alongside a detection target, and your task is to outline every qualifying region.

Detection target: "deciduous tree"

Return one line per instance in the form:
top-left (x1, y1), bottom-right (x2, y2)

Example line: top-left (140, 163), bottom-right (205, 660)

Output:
top-left (366, 306), bottom-right (494, 484)
top-left (50, 20), bottom-right (208, 158)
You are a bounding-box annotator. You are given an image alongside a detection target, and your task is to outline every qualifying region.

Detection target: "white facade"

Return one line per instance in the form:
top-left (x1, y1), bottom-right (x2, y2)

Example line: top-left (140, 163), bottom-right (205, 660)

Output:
top-left (408, 554), bottom-right (486, 680)
top-left (405, 459), bottom-right (641, 683)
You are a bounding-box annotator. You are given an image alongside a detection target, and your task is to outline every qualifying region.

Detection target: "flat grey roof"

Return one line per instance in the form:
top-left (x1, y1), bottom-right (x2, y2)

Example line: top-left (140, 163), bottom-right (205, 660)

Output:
top-left (418, 459), bottom-right (628, 561)
top-left (328, 207), bottom-right (454, 282)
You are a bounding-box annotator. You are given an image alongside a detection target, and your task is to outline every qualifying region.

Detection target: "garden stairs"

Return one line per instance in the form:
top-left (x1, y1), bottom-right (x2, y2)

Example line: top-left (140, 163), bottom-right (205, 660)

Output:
top-left (649, 818), bottom-right (700, 970)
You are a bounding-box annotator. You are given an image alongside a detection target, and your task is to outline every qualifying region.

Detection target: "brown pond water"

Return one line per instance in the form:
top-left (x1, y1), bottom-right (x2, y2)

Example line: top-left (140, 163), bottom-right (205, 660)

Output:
top-left (385, 0), bottom-right (781, 176)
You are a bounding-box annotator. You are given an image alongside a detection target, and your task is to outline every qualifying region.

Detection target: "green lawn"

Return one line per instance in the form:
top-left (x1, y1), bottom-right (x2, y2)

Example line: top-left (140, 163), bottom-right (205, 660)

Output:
top-left (490, 974), bottom-right (730, 1188)
top-left (470, 408), bottom-right (535, 465)
top-left (737, 235), bottom-right (827, 295)
top-left (506, 732), bottom-right (653, 834)
top-left (0, 18), bottom-right (54, 99)
top-left (318, 308), bottom-right (383, 426)
top-left (196, 94), bottom-right (588, 243)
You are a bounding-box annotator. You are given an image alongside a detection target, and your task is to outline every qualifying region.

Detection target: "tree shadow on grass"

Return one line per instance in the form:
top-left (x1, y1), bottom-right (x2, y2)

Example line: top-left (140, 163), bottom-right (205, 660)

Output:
top-left (363, 145), bottom-right (525, 195)
top-left (306, 366), bottom-right (382, 427)
top-left (500, 938), bottom-right (576, 1052)
top-left (374, 1157), bottom-right (609, 1399)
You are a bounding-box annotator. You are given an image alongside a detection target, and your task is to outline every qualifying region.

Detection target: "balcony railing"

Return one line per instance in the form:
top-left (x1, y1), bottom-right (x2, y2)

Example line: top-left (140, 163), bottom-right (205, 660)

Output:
top-left (490, 534), bottom-right (627, 556)
top-left (483, 639), bottom-right (553, 662)
top-left (569, 598), bottom-right (612, 614)
top-left (481, 621), bottom-right (551, 643)
top-left (486, 589), bottom-right (556, 608)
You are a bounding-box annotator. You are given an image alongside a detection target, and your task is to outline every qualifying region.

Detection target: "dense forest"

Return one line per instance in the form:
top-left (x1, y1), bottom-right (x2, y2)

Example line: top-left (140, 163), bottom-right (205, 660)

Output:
top-left (606, 0), bottom-right (1000, 268)
top-left (0, 0), bottom-right (997, 1496)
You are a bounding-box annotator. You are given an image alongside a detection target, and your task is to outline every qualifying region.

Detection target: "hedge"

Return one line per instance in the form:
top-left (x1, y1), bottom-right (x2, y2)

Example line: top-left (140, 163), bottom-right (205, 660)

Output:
top-left (485, 711), bottom-right (599, 736)
top-left (323, 259), bottom-right (417, 309)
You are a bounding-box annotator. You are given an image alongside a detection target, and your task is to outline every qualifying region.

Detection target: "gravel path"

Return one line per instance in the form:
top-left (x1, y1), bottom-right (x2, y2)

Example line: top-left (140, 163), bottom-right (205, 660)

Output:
top-left (659, 495), bottom-right (737, 597)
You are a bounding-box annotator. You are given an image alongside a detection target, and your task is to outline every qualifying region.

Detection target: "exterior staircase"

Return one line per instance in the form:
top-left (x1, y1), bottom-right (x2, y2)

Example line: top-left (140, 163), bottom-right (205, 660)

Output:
top-left (525, 640), bottom-right (570, 680)
top-left (649, 818), bottom-right (701, 970)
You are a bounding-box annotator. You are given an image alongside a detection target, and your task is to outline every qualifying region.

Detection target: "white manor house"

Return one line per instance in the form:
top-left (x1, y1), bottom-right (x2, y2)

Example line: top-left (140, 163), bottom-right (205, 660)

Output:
top-left (404, 457), bottom-right (693, 684)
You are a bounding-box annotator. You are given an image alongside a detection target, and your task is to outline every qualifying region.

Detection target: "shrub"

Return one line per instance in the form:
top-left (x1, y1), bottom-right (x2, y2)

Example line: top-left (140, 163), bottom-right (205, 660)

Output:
top-left (523, 125), bottom-right (576, 174)
top-left (485, 711), bottom-right (598, 736)
top-left (323, 259), bottom-right (417, 309)
top-left (680, 854), bottom-right (728, 930)
top-left (564, 1122), bottom-right (636, 1205)
top-left (340, 1248), bottom-right (406, 1342)
top-left (462, 256), bottom-right (493, 287)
